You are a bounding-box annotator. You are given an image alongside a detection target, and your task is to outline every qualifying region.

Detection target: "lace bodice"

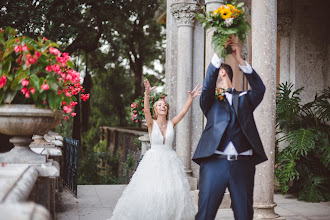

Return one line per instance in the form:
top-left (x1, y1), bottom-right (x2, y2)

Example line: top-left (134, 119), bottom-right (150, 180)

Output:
top-left (150, 120), bottom-right (174, 147)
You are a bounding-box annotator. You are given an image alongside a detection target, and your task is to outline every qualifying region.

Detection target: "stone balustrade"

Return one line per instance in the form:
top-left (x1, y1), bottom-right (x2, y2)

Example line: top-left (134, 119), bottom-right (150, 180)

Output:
top-left (0, 131), bottom-right (65, 220)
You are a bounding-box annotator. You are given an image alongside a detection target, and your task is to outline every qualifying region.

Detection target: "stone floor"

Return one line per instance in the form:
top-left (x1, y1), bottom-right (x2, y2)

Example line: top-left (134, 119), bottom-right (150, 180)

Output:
top-left (57, 185), bottom-right (330, 220)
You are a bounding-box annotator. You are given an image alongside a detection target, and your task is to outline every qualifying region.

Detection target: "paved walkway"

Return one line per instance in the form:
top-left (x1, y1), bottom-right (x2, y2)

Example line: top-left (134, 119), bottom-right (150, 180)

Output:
top-left (57, 185), bottom-right (330, 220)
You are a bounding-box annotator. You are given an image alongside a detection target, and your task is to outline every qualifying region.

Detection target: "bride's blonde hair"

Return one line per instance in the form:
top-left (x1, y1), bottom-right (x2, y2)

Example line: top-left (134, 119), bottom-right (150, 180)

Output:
top-left (152, 99), bottom-right (169, 120)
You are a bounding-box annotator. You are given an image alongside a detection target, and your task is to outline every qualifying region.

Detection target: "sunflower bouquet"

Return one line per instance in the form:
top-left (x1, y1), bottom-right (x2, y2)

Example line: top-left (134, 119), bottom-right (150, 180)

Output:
top-left (196, 1), bottom-right (250, 58)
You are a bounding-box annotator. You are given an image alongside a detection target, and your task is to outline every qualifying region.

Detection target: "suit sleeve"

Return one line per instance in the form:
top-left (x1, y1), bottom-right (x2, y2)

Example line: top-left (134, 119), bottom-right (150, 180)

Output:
top-left (245, 69), bottom-right (266, 109)
top-left (200, 63), bottom-right (219, 115)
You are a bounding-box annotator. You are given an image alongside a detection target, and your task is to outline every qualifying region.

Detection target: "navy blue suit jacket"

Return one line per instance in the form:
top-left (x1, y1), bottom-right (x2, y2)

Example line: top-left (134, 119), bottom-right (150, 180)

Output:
top-left (192, 62), bottom-right (268, 165)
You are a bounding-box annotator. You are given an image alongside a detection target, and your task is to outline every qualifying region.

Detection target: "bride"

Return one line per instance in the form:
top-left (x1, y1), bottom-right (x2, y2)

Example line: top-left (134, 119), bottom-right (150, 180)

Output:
top-left (109, 79), bottom-right (202, 220)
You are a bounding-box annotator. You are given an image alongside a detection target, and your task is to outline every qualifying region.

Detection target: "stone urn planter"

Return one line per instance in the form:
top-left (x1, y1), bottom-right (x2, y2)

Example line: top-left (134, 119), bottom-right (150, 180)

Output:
top-left (0, 104), bottom-right (64, 164)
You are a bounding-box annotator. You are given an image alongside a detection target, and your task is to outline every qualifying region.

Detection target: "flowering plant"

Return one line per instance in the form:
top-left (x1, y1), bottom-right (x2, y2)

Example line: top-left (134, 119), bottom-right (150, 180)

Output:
top-left (0, 27), bottom-right (89, 120)
top-left (130, 92), bottom-right (167, 123)
top-left (196, 0), bottom-right (250, 58)
top-left (215, 88), bottom-right (227, 102)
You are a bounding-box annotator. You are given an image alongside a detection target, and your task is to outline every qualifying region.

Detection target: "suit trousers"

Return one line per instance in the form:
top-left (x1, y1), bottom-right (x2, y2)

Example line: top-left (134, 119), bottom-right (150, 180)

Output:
top-left (195, 157), bottom-right (255, 220)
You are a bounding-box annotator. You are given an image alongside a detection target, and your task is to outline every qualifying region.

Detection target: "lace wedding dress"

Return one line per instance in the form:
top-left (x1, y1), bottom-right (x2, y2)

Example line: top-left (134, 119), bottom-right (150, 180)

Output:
top-left (110, 120), bottom-right (196, 220)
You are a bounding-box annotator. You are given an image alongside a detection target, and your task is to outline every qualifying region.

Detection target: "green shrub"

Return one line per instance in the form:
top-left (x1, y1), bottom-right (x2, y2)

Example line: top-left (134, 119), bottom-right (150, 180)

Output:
top-left (275, 83), bottom-right (330, 202)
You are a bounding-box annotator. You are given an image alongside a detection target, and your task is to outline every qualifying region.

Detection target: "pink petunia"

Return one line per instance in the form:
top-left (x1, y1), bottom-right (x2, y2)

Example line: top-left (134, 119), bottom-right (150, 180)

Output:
top-left (71, 112), bottom-right (77, 117)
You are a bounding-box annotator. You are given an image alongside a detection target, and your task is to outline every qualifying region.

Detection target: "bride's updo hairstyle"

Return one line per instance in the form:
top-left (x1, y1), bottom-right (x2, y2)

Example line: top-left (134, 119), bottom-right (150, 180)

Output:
top-left (152, 99), bottom-right (169, 120)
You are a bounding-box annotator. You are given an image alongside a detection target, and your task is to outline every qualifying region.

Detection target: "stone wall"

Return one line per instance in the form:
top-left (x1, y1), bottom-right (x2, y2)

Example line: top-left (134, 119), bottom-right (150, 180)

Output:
top-left (278, 0), bottom-right (330, 104)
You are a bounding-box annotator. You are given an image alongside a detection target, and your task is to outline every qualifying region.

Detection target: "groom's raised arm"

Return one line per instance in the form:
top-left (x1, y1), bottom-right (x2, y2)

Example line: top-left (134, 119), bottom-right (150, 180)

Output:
top-left (200, 54), bottom-right (222, 115)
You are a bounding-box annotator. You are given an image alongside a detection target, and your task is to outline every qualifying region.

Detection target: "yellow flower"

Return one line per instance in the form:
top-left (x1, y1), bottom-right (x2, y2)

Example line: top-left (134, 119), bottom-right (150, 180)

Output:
top-left (213, 8), bottom-right (220, 15)
top-left (220, 8), bottom-right (232, 20)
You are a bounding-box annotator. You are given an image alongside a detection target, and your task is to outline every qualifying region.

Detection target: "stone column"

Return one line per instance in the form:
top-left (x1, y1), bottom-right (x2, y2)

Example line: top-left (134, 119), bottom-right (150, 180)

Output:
top-left (170, 1), bottom-right (198, 179)
top-left (205, 0), bottom-right (224, 65)
top-left (277, 16), bottom-right (292, 85)
top-left (251, 0), bottom-right (281, 219)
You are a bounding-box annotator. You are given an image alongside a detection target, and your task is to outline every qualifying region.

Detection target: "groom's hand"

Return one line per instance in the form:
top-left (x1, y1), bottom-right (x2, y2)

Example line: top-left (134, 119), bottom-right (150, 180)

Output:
top-left (230, 40), bottom-right (245, 66)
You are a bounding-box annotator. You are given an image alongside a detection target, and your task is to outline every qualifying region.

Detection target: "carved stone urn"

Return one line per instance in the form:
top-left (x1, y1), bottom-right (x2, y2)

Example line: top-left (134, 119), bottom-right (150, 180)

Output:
top-left (0, 104), bottom-right (64, 164)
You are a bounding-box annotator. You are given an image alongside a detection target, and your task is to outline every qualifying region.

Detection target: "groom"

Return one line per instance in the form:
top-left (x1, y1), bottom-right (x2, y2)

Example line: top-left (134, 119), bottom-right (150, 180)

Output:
top-left (193, 39), bottom-right (268, 220)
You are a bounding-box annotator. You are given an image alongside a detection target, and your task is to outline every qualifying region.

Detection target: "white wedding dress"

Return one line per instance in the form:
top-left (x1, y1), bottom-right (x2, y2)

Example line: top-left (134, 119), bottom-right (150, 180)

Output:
top-left (110, 120), bottom-right (196, 220)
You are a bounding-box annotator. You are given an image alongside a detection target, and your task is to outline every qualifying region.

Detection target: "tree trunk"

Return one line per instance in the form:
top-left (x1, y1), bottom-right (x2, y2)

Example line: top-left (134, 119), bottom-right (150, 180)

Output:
top-left (82, 72), bottom-right (92, 133)
top-left (72, 96), bottom-right (81, 145)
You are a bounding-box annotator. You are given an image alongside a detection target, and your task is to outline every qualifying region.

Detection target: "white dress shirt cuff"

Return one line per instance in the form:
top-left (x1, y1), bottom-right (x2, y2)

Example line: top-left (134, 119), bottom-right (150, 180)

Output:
top-left (211, 54), bottom-right (223, 68)
top-left (238, 61), bottom-right (253, 74)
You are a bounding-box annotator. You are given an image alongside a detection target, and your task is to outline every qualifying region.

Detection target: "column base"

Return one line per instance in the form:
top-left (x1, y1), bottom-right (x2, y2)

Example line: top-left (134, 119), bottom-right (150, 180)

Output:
top-left (254, 203), bottom-right (285, 219)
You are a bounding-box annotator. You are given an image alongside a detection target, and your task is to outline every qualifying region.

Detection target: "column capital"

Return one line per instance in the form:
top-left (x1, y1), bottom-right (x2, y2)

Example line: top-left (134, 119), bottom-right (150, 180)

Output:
top-left (170, 2), bottom-right (199, 27)
top-left (277, 15), bottom-right (292, 37)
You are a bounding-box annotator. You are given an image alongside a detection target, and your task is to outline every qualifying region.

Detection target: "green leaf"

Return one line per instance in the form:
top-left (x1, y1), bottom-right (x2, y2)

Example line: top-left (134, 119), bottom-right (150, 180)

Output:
top-left (30, 74), bottom-right (40, 91)
top-left (1, 59), bottom-right (11, 75)
top-left (46, 76), bottom-right (59, 92)
top-left (237, 2), bottom-right (244, 8)
top-left (48, 92), bottom-right (60, 110)
top-left (4, 90), bottom-right (17, 103)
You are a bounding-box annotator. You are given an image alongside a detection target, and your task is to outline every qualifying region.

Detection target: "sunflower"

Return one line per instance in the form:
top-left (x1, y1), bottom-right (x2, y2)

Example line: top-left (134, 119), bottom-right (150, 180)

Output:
top-left (220, 8), bottom-right (232, 20)
top-left (213, 8), bottom-right (221, 15)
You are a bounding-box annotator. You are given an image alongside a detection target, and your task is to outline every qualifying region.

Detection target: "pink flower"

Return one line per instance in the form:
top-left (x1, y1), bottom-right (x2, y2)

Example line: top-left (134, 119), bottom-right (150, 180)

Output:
top-left (81, 94), bottom-right (90, 101)
top-left (45, 65), bottom-right (52, 72)
top-left (30, 87), bottom-right (35, 94)
top-left (52, 64), bottom-right (61, 73)
top-left (41, 83), bottom-right (49, 90)
top-left (0, 75), bottom-right (7, 89)
top-left (43, 37), bottom-right (48, 41)
top-left (21, 45), bottom-right (28, 51)
top-left (135, 119), bottom-right (138, 123)
top-left (21, 87), bottom-right (28, 95)
top-left (35, 51), bottom-right (41, 58)
top-left (62, 102), bottom-right (66, 106)
top-left (63, 105), bottom-right (73, 113)
top-left (70, 101), bottom-right (78, 107)
top-left (64, 116), bottom-right (69, 121)
top-left (43, 100), bottom-right (47, 104)
top-left (49, 47), bottom-right (60, 56)
top-left (14, 45), bottom-right (21, 53)
top-left (65, 91), bottom-right (72, 97)
top-left (25, 91), bottom-right (30, 98)
top-left (71, 112), bottom-right (76, 117)
top-left (21, 79), bottom-right (29, 86)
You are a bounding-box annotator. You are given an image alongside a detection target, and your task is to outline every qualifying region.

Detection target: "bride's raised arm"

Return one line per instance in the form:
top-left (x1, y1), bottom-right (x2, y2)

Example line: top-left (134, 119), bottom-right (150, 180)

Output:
top-left (143, 79), bottom-right (156, 130)
top-left (171, 84), bottom-right (202, 128)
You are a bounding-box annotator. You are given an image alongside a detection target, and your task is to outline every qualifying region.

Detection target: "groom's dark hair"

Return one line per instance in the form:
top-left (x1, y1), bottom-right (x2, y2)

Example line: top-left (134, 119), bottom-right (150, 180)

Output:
top-left (220, 63), bottom-right (233, 82)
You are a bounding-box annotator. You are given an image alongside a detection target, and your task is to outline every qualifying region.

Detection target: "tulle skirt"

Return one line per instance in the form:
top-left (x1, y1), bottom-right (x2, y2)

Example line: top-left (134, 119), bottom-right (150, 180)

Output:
top-left (110, 145), bottom-right (196, 220)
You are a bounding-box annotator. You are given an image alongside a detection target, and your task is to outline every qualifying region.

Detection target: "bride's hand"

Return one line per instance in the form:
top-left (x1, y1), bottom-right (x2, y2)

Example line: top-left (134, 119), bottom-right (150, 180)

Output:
top-left (144, 79), bottom-right (156, 95)
top-left (188, 84), bottom-right (202, 98)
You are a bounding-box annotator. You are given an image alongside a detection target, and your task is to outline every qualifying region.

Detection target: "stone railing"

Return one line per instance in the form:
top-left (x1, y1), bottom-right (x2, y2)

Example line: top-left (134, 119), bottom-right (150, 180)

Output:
top-left (0, 131), bottom-right (64, 220)
top-left (99, 126), bottom-right (148, 182)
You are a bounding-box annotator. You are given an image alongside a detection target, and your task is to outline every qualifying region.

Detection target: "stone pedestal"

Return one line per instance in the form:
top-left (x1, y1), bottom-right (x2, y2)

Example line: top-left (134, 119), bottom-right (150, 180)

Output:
top-left (251, 0), bottom-right (282, 219)
top-left (138, 134), bottom-right (151, 159)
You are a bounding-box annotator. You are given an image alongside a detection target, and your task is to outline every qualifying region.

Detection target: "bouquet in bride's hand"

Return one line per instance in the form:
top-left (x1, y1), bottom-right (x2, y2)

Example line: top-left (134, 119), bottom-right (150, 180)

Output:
top-left (196, 0), bottom-right (249, 58)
